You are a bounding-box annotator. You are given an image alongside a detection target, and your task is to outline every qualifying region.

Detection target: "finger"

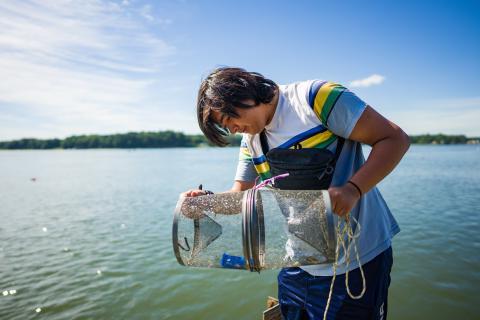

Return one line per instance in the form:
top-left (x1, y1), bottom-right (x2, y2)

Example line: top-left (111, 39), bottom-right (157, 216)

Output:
top-left (334, 200), bottom-right (345, 216)
top-left (343, 206), bottom-right (352, 215)
top-left (191, 190), bottom-right (207, 197)
top-left (335, 205), bottom-right (346, 217)
top-left (183, 189), bottom-right (196, 197)
top-left (330, 193), bottom-right (338, 212)
top-left (335, 208), bottom-right (344, 216)
top-left (331, 200), bottom-right (338, 215)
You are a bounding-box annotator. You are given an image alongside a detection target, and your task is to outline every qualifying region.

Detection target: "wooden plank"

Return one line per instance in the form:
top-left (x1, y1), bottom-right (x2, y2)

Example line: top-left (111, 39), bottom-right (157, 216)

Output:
top-left (263, 296), bottom-right (281, 320)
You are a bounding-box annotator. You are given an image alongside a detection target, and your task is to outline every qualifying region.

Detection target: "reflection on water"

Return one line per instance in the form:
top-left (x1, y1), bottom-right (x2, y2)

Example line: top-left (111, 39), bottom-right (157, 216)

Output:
top-left (0, 146), bottom-right (479, 320)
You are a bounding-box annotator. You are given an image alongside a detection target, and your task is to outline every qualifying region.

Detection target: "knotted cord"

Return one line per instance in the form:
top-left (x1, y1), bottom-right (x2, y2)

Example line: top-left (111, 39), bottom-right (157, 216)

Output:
top-left (323, 214), bottom-right (366, 320)
top-left (253, 173), bottom-right (366, 320)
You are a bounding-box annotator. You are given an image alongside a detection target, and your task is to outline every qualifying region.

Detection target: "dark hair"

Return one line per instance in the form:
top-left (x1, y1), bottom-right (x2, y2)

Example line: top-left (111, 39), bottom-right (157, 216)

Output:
top-left (197, 67), bottom-right (278, 146)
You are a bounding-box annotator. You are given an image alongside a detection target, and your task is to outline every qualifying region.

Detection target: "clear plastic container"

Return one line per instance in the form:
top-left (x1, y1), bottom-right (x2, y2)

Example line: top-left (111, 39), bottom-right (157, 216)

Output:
top-left (172, 189), bottom-right (336, 272)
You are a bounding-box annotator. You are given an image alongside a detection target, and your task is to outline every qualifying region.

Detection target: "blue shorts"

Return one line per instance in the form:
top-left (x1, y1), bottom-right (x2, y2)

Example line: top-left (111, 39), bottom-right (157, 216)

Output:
top-left (278, 247), bottom-right (393, 320)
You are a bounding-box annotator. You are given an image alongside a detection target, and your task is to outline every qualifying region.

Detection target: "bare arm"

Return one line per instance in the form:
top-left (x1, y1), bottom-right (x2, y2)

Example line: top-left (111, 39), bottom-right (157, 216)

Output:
top-left (181, 180), bottom-right (254, 197)
top-left (329, 105), bottom-right (410, 216)
top-left (230, 180), bottom-right (255, 192)
top-left (349, 105), bottom-right (410, 192)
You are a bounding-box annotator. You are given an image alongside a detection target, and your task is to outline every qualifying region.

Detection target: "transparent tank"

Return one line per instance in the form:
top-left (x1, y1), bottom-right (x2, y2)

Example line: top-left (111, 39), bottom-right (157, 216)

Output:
top-left (172, 189), bottom-right (336, 272)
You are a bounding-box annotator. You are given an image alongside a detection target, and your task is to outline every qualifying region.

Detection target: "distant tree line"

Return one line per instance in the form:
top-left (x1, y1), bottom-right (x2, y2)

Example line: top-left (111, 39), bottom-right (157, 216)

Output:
top-left (409, 134), bottom-right (479, 145)
top-left (0, 131), bottom-right (242, 149)
top-left (0, 132), bottom-right (478, 149)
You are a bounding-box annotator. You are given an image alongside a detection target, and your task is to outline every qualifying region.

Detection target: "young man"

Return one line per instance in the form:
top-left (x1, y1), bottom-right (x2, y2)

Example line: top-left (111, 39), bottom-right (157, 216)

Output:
top-left (185, 67), bottom-right (409, 319)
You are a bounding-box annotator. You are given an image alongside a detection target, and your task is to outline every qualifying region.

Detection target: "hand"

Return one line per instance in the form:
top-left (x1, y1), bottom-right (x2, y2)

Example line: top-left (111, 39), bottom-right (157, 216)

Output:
top-left (181, 189), bottom-right (209, 197)
top-left (328, 183), bottom-right (361, 217)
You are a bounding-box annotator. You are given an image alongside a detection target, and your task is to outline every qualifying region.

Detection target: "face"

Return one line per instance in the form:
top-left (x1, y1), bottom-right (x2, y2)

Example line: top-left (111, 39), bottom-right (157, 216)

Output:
top-left (211, 101), bottom-right (270, 135)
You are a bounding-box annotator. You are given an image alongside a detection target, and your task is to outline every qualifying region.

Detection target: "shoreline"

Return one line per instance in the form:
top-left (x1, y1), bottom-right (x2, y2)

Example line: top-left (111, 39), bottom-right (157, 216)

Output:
top-left (0, 143), bottom-right (479, 151)
top-left (0, 132), bottom-right (479, 150)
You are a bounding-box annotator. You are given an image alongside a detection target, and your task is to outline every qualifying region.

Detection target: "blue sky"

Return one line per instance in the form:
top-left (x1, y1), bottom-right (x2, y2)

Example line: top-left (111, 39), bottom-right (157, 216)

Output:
top-left (0, 0), bottom-right (479, 140)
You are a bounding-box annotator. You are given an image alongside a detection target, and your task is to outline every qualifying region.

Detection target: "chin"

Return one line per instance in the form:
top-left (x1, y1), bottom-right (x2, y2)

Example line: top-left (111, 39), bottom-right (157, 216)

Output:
top-left (252, 127), bottom-right (264, 135)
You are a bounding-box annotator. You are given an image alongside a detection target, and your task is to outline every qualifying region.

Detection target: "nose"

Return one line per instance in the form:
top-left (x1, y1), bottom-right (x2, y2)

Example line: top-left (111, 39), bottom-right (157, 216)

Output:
top-left (229, 125), bottom-right (239, 134)
top-left (225, 120), bottom-right (239, 134)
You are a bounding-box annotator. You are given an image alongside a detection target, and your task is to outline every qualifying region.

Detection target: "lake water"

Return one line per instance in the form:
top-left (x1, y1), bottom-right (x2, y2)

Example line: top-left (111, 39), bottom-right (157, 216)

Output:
top-left (0, 145), bottom-right (479, 319)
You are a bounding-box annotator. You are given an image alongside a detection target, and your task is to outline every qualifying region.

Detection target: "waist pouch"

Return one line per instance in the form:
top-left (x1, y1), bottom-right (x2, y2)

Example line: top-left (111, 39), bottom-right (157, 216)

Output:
top-left (266, 147), bottom-right (336, 190)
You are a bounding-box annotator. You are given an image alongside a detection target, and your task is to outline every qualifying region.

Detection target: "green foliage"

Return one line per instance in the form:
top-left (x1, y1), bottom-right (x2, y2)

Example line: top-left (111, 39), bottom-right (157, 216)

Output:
top-left (409, 134), bottom-right (475, 144)
top-left (0, 131), bottom-right (243, 149)
top-left (1, 132), bottom-right (476, 149)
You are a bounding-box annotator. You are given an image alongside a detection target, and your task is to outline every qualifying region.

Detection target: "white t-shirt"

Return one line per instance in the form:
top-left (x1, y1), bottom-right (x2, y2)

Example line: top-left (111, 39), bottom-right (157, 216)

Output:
top-left (235, 80), bottom-right (400, 276)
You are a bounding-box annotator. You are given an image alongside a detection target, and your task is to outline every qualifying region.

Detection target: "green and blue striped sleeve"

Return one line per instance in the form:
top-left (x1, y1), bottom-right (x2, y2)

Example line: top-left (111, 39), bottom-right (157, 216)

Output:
top-left (309, 81), bottom-right (367, 138)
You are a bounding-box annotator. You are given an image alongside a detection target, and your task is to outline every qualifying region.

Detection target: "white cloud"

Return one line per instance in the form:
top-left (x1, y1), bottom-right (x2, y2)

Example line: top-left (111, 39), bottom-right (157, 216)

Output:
top-left (140, 4), bottom-right (155, 22)
top-left (0, 0), bottom-right (177, 140)
top-left (349, 74), bottom-right (385, 88)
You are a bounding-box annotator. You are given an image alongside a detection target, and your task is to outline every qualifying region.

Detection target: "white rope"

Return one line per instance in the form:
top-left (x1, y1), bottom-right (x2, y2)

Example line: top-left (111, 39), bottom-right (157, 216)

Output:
top-left (254, 179), bottom-right (366, 319)
top-left (323, 214), bottom-right (366, 320)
